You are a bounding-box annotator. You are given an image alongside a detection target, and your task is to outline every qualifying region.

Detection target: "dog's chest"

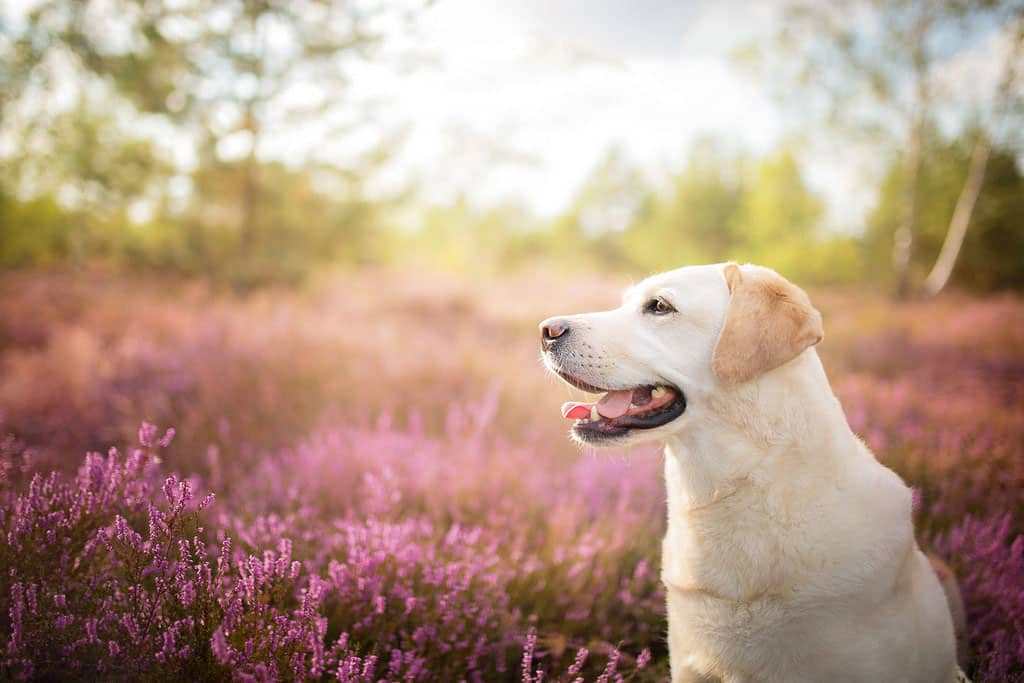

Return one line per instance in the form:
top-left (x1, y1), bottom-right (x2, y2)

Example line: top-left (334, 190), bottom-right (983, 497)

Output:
top-left (658, 468), bottom-right (927, 682)
top-left (660, 496), bottom-right (801, 603)
top-left (658, 491), bottom-right (850, 656)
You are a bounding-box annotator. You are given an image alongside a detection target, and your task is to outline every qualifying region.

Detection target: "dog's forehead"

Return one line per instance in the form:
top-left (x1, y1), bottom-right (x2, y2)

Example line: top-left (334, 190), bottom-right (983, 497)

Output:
top-left (623, 263), bottom-right (726, 303)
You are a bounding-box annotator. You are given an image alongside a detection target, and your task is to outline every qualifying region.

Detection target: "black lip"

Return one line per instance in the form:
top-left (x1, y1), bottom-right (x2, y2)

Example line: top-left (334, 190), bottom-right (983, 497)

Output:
top-left (609, 393), bottom-right (687, 429)
top-left (546, 359), bottom-right (688, 440)
top-left (572, 425), bottom-right (629, 444)
top-left (571, 392), bottom-right (686, 442)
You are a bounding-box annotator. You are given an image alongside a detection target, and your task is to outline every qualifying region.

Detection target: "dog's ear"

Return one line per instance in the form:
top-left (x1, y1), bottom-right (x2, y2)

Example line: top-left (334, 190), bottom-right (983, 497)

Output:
top-left (712, 263), bottom-right (824, 384)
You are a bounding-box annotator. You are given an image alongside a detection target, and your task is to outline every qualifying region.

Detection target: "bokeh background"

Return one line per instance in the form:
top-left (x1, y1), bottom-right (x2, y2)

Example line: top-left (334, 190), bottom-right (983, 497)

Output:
top-left (1, 1), bottom-right (1023, 681)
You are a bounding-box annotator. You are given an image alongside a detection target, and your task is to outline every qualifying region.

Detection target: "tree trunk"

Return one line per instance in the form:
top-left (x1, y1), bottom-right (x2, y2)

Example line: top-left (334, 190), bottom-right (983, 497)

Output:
top-left (240, 147), bottom-right (257, 256)
top-left (893, 4), bottom-right (933, 299)
top-left (237, 66), bottom-right (269, 265)
top-left (892, 116), bottom-right (921, 299)
top-left (923, 134), bottom-right (991, 296)
top-left (922, 12), bottom-right (1022, 296)
top-left (239, 96), bottom-right (259, 257)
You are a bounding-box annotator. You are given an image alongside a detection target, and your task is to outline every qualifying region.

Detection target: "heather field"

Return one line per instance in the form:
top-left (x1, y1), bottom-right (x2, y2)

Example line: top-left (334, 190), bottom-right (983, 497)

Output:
top-left (1, 268), bottom-right (1023, 682)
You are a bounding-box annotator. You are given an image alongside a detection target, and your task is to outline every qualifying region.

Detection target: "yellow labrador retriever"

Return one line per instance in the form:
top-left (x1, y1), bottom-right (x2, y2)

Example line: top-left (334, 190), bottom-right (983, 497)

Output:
top-left (540, 263), bottom-right (961, 683)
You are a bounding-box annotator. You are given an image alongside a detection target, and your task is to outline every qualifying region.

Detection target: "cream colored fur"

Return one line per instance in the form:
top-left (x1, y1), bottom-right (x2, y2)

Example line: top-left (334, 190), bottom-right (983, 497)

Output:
top-left (542, 263), bottom-right (958, 683)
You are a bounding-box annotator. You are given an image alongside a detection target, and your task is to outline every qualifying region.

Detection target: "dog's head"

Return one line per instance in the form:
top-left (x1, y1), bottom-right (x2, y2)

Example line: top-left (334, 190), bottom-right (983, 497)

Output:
top-left (539, 262), bottom-right (823, 446)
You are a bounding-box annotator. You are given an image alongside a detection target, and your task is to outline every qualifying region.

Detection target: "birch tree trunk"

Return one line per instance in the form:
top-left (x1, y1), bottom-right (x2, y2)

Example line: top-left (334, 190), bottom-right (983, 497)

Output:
top-left (893, 4), bottom-right (932, 299)
top-left (893, 116), bottom-right (922, 299)
top-left (922, 14), bottom-right (1022, 297)
top-left (923, 135), bottom-right (992, 296)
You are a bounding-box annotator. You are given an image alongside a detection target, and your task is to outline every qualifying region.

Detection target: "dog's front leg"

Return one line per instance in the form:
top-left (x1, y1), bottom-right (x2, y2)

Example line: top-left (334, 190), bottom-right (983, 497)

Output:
top-left (665, 609), bottom-right (724, 683)
top-left (665, 545), bottom-right (721, 682)
top-left (667, 629), bottom-right (720, 683)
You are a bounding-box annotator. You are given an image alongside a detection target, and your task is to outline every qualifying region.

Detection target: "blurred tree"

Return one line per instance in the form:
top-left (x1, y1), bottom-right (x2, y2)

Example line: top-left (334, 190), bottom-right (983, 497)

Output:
top-left (549, 148), bottom-right (651, 271)
top-left (733, 148), bottom-right (823, 254)
top-left (923, 15), bottom-right (1024, 295)
top-left (2, 3), bottom-right (176, 264)
top-left (612, 138), bottom-right (861, 284)
top-left (0, 87), bottom-right (174, 267)
top-left (144, 0), bottom-right (393, 257)
top-left (623, 138), bottom-right (746, 270)
top-left (741, 0), bottom-right (1024, 296)
top-left (1, 0), bottom-right (413, 281)
top-left (406, 196), bottom-right (539, 275)
top-left (0, 191), bottom-right (71, 268)
top-left (866, 130), bottom-right (1024, 291)
top-left (162, 161), bottom-right (383, 284)
top-left (0, 9), bottom-right (39, 126)
top-left (569, 148), bottom-right (647, 238)
top-left (729, 148), bottom-right (869, 284)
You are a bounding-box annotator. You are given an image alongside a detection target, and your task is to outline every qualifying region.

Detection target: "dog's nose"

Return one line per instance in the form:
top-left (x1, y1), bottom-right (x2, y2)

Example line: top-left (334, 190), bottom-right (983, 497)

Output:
top-left (539, 317), bottom-right (570, 349)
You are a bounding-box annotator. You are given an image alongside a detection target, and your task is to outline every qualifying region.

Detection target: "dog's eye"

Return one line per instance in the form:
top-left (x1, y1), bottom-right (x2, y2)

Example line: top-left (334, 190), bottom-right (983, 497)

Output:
top-left (644, 298), bottom-right (675, 315)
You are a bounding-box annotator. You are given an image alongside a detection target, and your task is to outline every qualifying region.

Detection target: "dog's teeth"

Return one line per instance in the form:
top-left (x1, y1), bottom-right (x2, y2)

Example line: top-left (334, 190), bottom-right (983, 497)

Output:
top-left (651, 386), bottom-right (667, 398)
top-left (590, 405), bottom-right (599, 421)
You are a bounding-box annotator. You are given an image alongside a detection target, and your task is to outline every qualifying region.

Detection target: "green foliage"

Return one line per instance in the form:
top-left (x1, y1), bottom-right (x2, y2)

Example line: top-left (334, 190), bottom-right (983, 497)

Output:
top-left (403, 198), bottom-right (540, 276)
top-left (0, 0), bottom-right (395, 285)
top-left (539, 138), bottom-right (865, 286)
top-left (735, 150), bottom-right (821, 246)
top-left (0, 192), bottom-right (71, 267)
top-left (623, 139), bottom-right (746, 270)
top-left (739, 0), bottom-right (1024, 294)
top-left (164, 162), bottom-right (386, 288)
top-left (866, 132), bottom-right (1024, 291)
top-left (538, 148), bottom-right (651, 272)
top-left (2, 0), bottom-right (1022, 291)
top-left (0, 160), bottom-right (384, 288)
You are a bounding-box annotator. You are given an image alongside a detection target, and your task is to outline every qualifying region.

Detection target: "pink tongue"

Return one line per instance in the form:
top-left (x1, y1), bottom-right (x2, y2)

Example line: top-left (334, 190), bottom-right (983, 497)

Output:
top-left (561, 402), bottom-right (592, 420)
top-left (596, 390), bottom-right (633, 419)
top-left (560, 390), bottom-right (635, 421)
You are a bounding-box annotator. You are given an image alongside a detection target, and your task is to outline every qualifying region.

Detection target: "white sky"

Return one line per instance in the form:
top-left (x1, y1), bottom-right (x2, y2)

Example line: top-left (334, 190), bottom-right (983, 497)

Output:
top-left (326, 0), bottom-right (796, 221)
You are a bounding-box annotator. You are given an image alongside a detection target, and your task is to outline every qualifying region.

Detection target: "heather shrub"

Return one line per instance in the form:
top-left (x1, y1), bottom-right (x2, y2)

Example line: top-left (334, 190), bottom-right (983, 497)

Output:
top-left (211, 540), bottom-right (328, 681)
top-left (2, 423), bottom-right (655, 679)
top-left (214, 409), bottom-right (669, 679)
top-left (933, 514), bottom-right (1024, 683)
top-left (0, 421), bottom-right (660, 681)
top-left (1, 426), bottom-right (228, 680)
top-left (1, 270), bottom-right (1022, 681)
top-left (319, 519), bottom-right (516, 681)
top-left (218, 409), bottom-right (669, 666)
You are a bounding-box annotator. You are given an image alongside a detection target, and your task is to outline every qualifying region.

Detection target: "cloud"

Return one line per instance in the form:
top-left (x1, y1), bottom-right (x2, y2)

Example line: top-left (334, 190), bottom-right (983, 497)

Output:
top-left (309, 0), bottom-right (785, 216)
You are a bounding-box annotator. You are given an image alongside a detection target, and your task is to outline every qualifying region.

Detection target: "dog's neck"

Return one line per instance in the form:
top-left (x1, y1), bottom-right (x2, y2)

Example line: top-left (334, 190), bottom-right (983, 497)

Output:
top-left (659, 350), bottom-right (863, 600)
top-left (661, 350), bottom-right (852, 513)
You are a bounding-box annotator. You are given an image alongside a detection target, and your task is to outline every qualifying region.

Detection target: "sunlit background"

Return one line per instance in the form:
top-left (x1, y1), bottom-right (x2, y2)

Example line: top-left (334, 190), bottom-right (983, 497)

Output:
top-left (4, 0), bottom-right (1022, 287)
top-left (1, 1), bottom-right (1023, 681)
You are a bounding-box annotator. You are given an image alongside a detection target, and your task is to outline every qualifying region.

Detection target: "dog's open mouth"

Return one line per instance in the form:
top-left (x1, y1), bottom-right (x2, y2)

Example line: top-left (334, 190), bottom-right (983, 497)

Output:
top-left (556, 373), bottom-right (686, 438)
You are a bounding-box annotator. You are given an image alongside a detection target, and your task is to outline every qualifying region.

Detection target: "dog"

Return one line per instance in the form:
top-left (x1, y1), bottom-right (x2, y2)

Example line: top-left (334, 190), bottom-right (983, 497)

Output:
top-left (540, 262), bottom-right (963, 683)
